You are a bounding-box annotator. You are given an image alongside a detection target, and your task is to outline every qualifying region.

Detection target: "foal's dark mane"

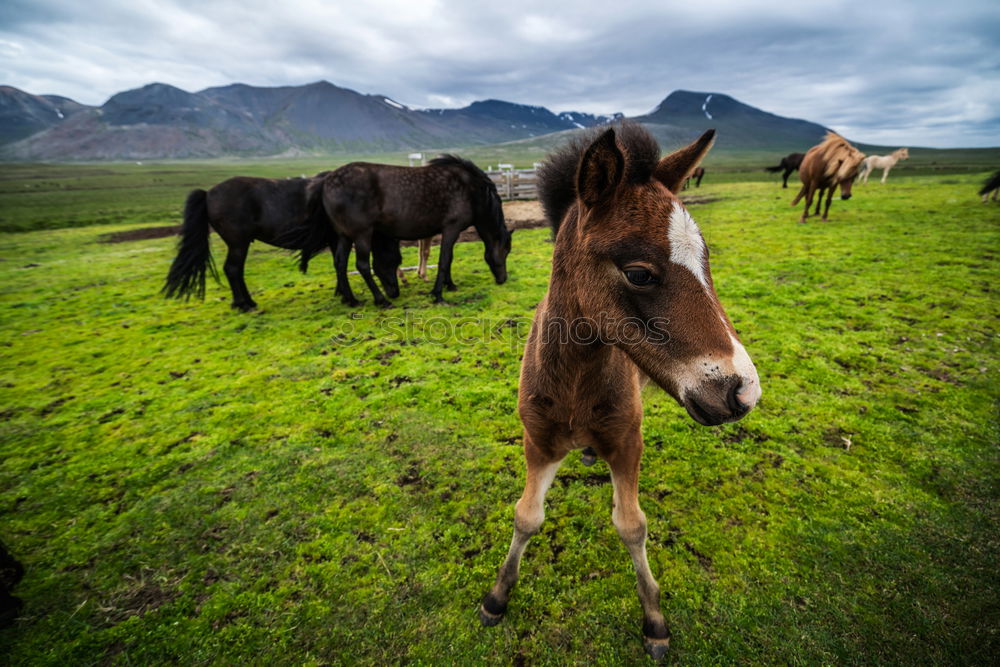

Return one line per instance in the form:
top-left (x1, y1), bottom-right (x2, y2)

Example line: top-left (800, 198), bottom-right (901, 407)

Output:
top-left (429, 154), bottom-right (507, 237)
top-left (538, 121), bottom-right (662, 233)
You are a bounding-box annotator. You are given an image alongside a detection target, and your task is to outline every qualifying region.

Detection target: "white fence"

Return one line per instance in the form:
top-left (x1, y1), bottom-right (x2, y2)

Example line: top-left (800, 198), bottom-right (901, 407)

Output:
top-left (487, 163), bottom-right (542, 200)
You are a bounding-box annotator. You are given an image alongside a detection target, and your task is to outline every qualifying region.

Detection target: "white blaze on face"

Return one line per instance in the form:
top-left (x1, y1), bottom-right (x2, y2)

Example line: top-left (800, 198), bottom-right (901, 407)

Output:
top-left (667, 204), bottom-right (762, 414)
top-left (668, 205), bottom-right (708, 288)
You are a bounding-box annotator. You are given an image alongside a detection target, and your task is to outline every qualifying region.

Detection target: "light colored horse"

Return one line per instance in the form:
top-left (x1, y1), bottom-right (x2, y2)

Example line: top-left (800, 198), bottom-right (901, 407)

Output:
top-left (858, 147), bottom-right (909, 184)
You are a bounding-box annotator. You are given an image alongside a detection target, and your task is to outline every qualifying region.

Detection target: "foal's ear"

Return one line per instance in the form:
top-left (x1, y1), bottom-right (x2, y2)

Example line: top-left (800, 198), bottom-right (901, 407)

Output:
top-left (577, 128), bottom-right (624, 209)
top-left (654, 129), bottom-right (716, 193)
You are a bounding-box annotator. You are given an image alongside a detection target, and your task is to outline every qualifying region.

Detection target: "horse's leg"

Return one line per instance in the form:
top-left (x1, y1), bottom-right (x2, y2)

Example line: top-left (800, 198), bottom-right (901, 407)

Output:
top-left (354, 234), bottom-right (391, 307)
top-left (223, 242), bottom-right (256, 311)
top-left (822, 187), bottom-right (835, 221)
top-left (480, 433), bottom-right (565, 627)
top-left (418, 238), bottom-right (431, 281)
top-left (881, 165), bottom-right (891, 184)
top-left (334, 237), bottom-right (360, 307)
top-left (330, 248), bottom-right (344, 296)
top-left (605, 430), bottom-right (670, 660)
top-left (782, 168), bottom-right (790, 188)
top-left (431, 228), bottom-right (460, 302)
top-left (799, 187), bottom-right (813, 223)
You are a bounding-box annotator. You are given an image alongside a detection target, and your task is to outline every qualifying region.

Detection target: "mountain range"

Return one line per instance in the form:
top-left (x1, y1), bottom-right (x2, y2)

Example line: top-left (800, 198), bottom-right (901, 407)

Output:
top-left (0, 81), bottom-right (831, 161)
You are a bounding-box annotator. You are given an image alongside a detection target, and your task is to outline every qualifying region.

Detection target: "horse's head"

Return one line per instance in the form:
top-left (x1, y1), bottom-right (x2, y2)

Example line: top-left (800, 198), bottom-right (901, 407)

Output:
top-left (835, 152), bottom-right (866, 200)
top-left (485, 225), bottom-right (512, 285)
top-left (560, 126), bottom-right (760, 425)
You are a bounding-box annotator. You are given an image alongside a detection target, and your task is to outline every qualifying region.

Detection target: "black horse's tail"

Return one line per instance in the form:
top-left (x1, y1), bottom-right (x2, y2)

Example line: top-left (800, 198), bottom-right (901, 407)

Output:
top-left (764, 164), bottom-right (783, 173)
top-left (163, 189), bottom-right (218, 300)
top-left (294, 178), bottom-right (336, 274)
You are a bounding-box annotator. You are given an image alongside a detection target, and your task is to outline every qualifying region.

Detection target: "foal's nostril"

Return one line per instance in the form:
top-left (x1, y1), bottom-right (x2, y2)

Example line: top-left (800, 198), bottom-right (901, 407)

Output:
top-left (726, 380), bottom-right (749, 417)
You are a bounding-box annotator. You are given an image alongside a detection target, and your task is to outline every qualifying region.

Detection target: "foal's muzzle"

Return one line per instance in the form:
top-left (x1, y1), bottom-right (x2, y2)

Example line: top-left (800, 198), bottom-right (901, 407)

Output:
top-left (683, 377), bottom-right (755, 426)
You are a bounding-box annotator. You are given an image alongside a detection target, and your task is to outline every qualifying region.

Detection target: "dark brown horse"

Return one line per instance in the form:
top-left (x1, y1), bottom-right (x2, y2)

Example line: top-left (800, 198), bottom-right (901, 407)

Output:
top-left (163, 175), bottom-right (401, 311)
top-left (682, 165), bottom-right (705, 189)
top-left (765, 152), bottom-right (804, 188)
top-left (314, 156), bottom-right (512, 306)
top-left (791, 133), bottom-right (865, 223)
top-left (479, 123), bottom-right (761, 659)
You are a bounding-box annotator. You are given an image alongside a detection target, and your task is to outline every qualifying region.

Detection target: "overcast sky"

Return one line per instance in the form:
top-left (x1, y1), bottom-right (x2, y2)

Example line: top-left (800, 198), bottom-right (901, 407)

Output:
top-left (1, 0), bottom-right (998, 147)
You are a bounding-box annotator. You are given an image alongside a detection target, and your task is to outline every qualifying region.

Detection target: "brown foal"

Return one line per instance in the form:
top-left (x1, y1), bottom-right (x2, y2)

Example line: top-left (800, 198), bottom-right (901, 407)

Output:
top-left (480, 123), bottom-right (761, 659)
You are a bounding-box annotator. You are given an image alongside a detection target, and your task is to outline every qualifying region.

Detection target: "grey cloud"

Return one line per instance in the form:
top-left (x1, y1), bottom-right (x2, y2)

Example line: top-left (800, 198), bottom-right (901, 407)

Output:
top-left (1, 0), bottom-right (997, 146)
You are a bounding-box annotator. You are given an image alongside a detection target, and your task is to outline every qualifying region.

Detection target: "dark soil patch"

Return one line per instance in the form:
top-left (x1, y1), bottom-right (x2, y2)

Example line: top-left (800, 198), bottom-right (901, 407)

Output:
top-left (99, 225), bottom-right (181, 244)
top-left (679, 194), bottom-right (723, 206)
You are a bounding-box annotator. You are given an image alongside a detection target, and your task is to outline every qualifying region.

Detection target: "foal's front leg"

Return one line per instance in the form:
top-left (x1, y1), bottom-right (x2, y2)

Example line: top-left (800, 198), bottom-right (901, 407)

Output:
top-left (480, 434), bottom-right (564, 625)
top-left (605, 431), bottom-right (671, 660)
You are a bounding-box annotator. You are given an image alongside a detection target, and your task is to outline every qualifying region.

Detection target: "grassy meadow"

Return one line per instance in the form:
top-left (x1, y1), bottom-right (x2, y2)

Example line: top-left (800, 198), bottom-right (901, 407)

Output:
top-left (0, 161), bottom-right (998, 664)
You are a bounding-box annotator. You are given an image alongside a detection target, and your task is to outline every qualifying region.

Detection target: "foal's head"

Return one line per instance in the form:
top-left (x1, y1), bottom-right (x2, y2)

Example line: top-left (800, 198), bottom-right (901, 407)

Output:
top-left (551, 125), bottom-right (760, 425)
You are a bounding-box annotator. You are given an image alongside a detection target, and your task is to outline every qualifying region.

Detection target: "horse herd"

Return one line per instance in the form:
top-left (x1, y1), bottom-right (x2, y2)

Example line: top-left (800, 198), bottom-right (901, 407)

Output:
top-left (161, 129), bottom-right (941, 311)
top-left (163, 155), bottom-right (512, 311)
top-left (766, 133), bottom-right (911, 223)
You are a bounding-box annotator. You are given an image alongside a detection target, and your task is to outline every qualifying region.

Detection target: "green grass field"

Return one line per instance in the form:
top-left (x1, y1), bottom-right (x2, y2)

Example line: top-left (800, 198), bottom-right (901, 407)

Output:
top-left (1, 165), bottom-right (998, 664)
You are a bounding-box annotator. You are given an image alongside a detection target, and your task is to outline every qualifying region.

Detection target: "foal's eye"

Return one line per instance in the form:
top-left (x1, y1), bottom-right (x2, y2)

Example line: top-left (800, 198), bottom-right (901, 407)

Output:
top-left (624, 268), bottom-right (656, 286)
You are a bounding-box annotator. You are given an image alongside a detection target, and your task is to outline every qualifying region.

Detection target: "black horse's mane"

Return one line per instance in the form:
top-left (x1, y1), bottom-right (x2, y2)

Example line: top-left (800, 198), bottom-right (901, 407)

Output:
top-left (429, 154), bottom-right (507, 238)
top-left (538, 121), bottom-right (662, 233)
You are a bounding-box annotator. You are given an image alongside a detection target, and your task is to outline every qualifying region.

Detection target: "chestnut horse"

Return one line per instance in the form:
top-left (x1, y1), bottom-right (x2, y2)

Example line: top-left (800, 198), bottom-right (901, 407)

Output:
top-left (765, 152), bottom-right (804, 188)
top-left (857, 147), bottom-right (909, 184)
top-left (480, 123), bottom-right (761, 659)
top-left (791, 132), bottom-right (865, 223)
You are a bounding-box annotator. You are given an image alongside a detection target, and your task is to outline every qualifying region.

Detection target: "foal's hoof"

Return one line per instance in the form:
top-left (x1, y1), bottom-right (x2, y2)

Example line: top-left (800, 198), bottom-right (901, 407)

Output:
top-left (581, 447), bottom-right (598, 466)
top-left (479, 593), bottom-right (506, 627)
top-left (644, 636), bottom-right (670, 661)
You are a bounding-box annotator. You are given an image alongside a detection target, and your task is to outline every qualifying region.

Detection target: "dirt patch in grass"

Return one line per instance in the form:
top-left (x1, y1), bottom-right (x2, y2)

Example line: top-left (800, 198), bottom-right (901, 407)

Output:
top-left (99, 225), bottom-right (181, 243)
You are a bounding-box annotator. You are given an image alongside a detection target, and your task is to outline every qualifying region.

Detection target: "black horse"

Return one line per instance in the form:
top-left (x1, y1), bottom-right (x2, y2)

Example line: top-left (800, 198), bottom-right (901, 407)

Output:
top-left (311, 156), bottom-right (512, 306)
top-left (979, 169), bottom-right (1000, 203)
top-left (683, 166), bottom-right (706, 189)
top-left (163, 175), bottom-right (401, 311)
top-left (765, 152), bottom-right (805, 188)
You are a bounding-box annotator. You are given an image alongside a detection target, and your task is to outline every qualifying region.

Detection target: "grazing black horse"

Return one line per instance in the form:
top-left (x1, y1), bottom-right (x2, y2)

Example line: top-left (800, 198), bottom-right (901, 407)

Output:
top-left (683, 166), bottom-right (705, 189)
top-left (979, 169), bottom-right (1000, 203)
top-left (163, 175), bottom-right (401, 311)
top-left (312, 156), bottom-right (512, 306)
top-left (765, 152), bottom-right (805, 188)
